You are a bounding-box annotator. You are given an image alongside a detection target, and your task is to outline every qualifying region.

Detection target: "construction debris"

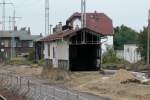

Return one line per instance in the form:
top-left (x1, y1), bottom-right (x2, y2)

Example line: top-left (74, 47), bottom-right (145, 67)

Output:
top-left (109, 69), bottom-right (138, 83)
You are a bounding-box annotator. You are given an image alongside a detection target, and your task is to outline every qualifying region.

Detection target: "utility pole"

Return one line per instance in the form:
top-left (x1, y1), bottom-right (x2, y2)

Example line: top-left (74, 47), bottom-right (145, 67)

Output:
top-left (10, 9), bottom-right (21, 59)
top-left (81, 0), bottom-right (86, 28)
top-left (45, 0), bottom-right (50, 36)
top-left (147, 10), bottom-right (150, 65)
top-left (49, 24), bottom-right (52, 34)
top-left (81, 0), bottom-right (86, 43)
top-left (0, 0), bottom-right (13, 31)
top-left (9, 16), bottom-right (11, 30)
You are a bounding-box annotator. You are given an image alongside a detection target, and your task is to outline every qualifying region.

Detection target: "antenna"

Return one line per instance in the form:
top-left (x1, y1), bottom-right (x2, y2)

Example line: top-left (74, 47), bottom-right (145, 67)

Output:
top-left (0, 0), bottom-right (13, 30)
top-left (45, 0), bottom-right (50, 35)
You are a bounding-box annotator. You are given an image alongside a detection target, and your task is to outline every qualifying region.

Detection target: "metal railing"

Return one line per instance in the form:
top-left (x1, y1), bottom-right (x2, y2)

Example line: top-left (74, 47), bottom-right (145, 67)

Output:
top-left (0, 73), bottom-right (93, 100)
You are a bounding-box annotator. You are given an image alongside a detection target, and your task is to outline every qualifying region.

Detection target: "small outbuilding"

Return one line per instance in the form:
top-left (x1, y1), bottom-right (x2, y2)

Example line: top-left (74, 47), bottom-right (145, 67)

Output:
top-left (40, 12), bottom-right (113, 71)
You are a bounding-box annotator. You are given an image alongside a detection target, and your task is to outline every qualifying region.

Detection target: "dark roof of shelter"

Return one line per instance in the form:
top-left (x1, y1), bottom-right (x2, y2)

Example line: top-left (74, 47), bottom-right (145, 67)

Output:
top-left (0, 30), bottom-right (42, 41)
top-left (41, 27), bottom-right (104, 42)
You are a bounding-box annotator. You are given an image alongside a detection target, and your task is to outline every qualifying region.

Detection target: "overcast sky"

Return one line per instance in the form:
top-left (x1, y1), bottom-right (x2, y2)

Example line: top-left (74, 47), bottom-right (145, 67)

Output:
top-left (1, 0), bottom-right (150, 35)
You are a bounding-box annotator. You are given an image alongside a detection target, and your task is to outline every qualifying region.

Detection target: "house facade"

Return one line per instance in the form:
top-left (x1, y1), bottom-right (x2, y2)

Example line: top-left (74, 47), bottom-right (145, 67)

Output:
top-left (40, 12), bottom-right (113, 71)
top-left (0, 28), bottom-right (42, 61)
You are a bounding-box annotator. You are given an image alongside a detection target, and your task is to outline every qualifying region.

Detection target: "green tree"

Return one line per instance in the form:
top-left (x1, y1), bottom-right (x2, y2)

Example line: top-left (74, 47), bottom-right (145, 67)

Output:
top-left (114, 25), bottom-right (138, 50)
top-left (137, 27), bottom-right (150, 61)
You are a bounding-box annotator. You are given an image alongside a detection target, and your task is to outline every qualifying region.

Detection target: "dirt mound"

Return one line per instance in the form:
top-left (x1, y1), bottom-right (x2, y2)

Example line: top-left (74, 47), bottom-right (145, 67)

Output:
top-left (42, 68), bottom-right (70, 82)
top-left (109, 69), bottom-right (137, 83)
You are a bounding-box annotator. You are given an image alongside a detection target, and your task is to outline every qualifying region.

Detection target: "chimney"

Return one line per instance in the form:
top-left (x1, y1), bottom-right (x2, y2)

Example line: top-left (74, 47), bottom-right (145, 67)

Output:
top-left (14, 26), bottom-right (17, 31)
top-left (28, 27), bottom-right (31, 35)
top-left (40, 33), bottom-right (43, 37)
top-left (54, 22), bottom-right (63, 33)
top-left (58, 22), bottom-right (62, 31)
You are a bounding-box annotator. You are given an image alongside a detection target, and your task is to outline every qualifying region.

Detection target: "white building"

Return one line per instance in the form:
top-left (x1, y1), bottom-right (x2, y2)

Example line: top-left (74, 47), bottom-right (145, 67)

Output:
top-left (116, 44), bottom-right (141, 63)
top-left (41, 12), bottom-right (113, 71)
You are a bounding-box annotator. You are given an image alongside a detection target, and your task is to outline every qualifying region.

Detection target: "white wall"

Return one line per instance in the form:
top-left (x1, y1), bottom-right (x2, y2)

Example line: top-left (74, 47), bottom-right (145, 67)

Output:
top-left (101, 36), bottom-right (114, 54)
top-left (124, 44), bottom-right (141, 63)
top-left (44, 41), bottom-right (69, 68)
top-left (73, 18), bottom-right (81, 29)
top-left (44, 43), bottom-right (49, 59)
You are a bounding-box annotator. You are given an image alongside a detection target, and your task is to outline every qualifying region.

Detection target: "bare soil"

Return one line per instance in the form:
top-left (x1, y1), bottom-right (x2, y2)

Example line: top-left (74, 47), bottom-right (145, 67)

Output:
top-left (0, 65), bottom-right (150, 100)
top-left (65, 70), bottom-right (150, 100)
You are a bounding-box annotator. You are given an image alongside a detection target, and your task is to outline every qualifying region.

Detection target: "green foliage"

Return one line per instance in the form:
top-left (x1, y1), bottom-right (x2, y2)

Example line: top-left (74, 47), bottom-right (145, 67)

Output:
top-left (38, 58), bottom-right (46, 67)
top-left (27, 48), bottom-right (35, 62)
top-left (102, 47), bottom-right (129, 64)
top-left (114, 25), bottom-right (138, 50)
top-left (137, 27), bottom-right (150, 61)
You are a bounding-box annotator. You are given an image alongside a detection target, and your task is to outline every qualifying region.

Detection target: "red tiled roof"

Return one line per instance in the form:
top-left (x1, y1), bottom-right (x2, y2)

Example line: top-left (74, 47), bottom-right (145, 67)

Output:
top-left (41, 29), bottom-right (80, 42)
top-left (67, 12), bottom-right (113, 35)
top-left (41, 27), bottom-right (105, 42)
top-left (41, 12), bottom-right (113, 42)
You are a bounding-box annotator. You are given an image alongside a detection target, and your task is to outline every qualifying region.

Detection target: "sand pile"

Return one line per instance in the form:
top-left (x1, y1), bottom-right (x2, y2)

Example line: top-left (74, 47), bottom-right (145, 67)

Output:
top-left (109, 69), bottom-right (137, 83)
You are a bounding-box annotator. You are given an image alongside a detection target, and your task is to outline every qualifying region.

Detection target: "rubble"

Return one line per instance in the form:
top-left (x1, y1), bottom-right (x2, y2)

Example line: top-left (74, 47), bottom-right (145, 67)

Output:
top-left (109, 69), bottom-right (138, 83)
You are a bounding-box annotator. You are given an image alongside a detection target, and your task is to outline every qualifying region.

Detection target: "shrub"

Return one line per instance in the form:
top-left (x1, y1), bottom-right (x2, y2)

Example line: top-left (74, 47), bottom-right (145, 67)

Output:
top-left (103, 47), bottom-right (119, 64)
top-left (38, 59), bottom-right (46, 67)
top-left (27, 48), bottom-right (35, 62)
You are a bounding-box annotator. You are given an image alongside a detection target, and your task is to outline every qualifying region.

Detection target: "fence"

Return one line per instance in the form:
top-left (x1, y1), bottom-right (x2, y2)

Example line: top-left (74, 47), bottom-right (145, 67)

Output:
top-left (0, 73), bottom-right (92, 100)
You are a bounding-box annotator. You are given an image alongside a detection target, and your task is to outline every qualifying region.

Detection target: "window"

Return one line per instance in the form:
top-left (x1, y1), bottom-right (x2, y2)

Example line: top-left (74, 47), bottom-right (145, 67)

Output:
top-left (53, 47), bottom-right (55, 58)
top-left (4, 40), bottom-right (9, 47)
top-left (29, 42), bottom-right (33, 47)
top-left (127, 48), bottom-right (129, 52)
top-left (17, 41), bottom-right (22, 47)
top-left (48, 43), bottom-right (50, 57)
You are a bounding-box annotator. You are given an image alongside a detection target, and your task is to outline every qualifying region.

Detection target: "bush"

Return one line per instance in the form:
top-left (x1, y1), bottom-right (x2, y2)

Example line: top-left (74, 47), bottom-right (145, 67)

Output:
top-left (38, 59), bottom-right (46, 67)
top-left (102, 47), bottom-right (130, 70)
top-left (27, 48), bottom-right (35, 62)
top-left (102, 47), bottom-right (127, 64)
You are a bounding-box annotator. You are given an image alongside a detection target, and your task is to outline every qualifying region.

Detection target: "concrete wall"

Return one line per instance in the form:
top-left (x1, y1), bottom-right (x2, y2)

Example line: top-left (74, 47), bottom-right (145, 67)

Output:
top-left (116, 44), bottom-right (142, 63)
top-left (44, 41), bottom-right (69, 69)
top-left (124, 44), bottom-right (141, 63)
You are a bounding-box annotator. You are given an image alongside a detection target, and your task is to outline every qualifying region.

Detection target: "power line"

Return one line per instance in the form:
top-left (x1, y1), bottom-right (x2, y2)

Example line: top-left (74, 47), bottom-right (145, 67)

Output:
top-left (0, 0), bottom-right (13, 30)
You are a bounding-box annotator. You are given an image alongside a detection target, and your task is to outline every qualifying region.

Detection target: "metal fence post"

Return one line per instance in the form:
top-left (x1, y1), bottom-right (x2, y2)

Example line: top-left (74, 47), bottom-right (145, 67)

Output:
top-left (77, 93), bottom-right (79, 100)
top-left (27, 80), bottom-right (30, 92)
top-left (66, 91), bottom-right (69, 100)
top-left (53, 87), bottom-right (55, 100)
top-left (10, 75), bottom-right (13, 87)
top-left (19, 77), bottom-right (22, 88)
top-left (17, 76), bottom-right (19, 85)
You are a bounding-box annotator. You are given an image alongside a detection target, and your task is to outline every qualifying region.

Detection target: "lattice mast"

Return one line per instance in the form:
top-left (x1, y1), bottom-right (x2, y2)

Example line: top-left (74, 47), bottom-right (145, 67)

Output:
top-left (0, 0), bottom-right (13, 30)
top-left (45, 0), bottom-right (50, 35)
